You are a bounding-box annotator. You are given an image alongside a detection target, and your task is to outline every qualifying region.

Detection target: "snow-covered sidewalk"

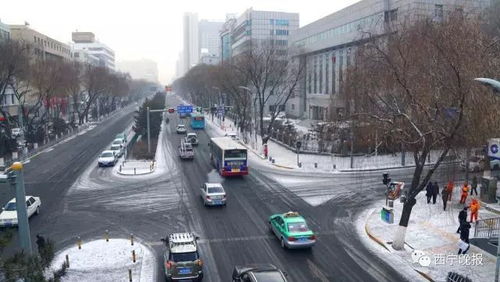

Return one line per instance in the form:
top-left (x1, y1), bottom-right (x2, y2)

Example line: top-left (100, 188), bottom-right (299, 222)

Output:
top-left (359, 184), bottom-right (498, 281)
top-left (48, 239), bottom-right (155, 282)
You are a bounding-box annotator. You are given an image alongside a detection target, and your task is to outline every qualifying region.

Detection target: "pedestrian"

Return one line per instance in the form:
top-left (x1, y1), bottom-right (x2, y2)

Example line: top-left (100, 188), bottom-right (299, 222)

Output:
top-left (457, 220), bottom-right (471, 255)
top-left (426, 181), bottom-right (433, 204)
top-left (36, 234), bottom-right (46, 253)
top-left (470, 198), bottom-right (480, 222)
top-left (446, 180), bottom-right (454, 201)
top-left (471, 175), bottom-right (478, 196)
top-left (432, 181), bottom-right (439, 204)
top-left (456, 207), bottom-right (468, 233)
top-left (442, 186), bottom-right (449, 211)
top-left (459, 181), bottom-right (469, 204)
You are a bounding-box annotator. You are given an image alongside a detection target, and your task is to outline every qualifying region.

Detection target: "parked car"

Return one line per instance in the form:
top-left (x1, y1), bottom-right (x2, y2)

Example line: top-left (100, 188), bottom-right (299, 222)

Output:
top-left (110, 144), bottom-right (124, 158)
top-left (176, 124), bottom-right (187, 134)
top-left (185, 133), bottom-right (199, 145)
top-left (268, 211), bottom-right (316, 249)
top-left (200, 183), bottom-right (226, 206)
top-left (460, 156), bottom-right (486, 172)
top-left (97, 150), bottom-right (117, 167)
top-left (232, 264), bottom-right (288, 282)
top-left (115, 132), bottom-right (127, 143)
top-left (0, 196), bottom-right (41, 227)
top-left (162, 232), bottom-right (203, 282)
top-left (225, 132), bottom-right (239, 141)
top-left (112, 138), bottom-right (126, 147)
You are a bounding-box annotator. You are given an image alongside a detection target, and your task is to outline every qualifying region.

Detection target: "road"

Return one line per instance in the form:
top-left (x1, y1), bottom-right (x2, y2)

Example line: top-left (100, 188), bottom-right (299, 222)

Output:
top-left (0, 95), bottom-right (473, 281)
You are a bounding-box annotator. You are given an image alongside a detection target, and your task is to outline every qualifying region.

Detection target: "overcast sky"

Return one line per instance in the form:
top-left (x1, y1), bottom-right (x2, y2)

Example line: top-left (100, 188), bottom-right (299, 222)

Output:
top-left (1, 0), bottom-right (360, 84)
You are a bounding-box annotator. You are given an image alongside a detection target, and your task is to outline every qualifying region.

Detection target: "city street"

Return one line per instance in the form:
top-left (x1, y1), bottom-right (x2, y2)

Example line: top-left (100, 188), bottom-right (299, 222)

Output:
top-left (0, 95), bottom-right (475, 281)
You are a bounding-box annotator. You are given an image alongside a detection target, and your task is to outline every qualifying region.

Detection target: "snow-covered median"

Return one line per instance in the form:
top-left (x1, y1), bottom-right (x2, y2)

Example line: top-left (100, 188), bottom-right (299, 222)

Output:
top-left (48, 239), bottom-right (155, 282)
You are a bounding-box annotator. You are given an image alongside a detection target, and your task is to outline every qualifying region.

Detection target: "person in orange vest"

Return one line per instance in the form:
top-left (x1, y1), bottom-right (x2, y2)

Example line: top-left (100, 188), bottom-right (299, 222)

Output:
top-left (459, 181), bottom-right (469, 204)
top-left (446, 181), bottom-right (454, 201)
top-left (469, 198), bottom-right (480, 222)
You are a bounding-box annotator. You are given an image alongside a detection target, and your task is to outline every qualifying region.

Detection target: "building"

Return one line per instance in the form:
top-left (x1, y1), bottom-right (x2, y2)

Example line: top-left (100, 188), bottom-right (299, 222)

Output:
top-left (117, 59), bottom-right (159, 83)
top-left (199, 20), bottom-right (224, 64)
top-left (9, 24), bottom-right (72, 60)
top-left (0, 19), bottom-right (10, 42)
top-left (288, 0), bottom-right (491, 120)
top-left (229, 8), bottom-right (299, 57)
top-left (71, 32), bottom-right (115, 70)
top-left (219, 15), bottom-right (236, 63)
top-left (182, 12), bottom-right (199, 76)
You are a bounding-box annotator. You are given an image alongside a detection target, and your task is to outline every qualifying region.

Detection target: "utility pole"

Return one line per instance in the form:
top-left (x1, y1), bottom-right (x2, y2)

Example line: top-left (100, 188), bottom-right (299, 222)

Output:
top-left (0, 162), bottom-right (32, 254)
top-left (147, 107), bottom-right (150, 154)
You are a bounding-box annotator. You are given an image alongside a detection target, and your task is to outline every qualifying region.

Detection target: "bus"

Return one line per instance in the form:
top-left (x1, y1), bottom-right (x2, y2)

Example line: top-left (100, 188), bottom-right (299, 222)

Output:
top-left (190, 113), bottom-right (205, 129)
top-left (210, 137), bottom-right (248, 176)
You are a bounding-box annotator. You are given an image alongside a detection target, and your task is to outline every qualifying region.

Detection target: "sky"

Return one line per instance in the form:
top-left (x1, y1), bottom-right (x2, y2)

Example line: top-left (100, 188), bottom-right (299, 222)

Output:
top-left (1, 0), bottom-right (360, 84)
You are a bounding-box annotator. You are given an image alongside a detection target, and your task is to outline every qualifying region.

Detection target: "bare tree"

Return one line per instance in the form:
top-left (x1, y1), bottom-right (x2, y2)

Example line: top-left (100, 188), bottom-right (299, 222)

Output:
top-left (234, 41), bottom-right (305, 144)
top-left (81, 65), bottom-right (112, 122)
top-left (347, 14), bottom-right (500, 250)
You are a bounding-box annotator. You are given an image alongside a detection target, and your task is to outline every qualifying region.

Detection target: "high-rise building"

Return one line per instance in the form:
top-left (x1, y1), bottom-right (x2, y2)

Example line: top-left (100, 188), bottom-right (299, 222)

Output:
top-left (198, 20), bottom-right (224, 64)
top-left (71, 32), bottom-right (115, 70)
top-left (0, 19), bottom-right (10, 42)
top-left (182, 12), bottom-right (199, 75)
top-left (288, 0), bottom-right (491, 120)
top-left (9, 24), bottom-right (72, 60)
top-left (117, 59), bottom-right (159, 83)
top-left (219, 15), bottom-right (236, 63)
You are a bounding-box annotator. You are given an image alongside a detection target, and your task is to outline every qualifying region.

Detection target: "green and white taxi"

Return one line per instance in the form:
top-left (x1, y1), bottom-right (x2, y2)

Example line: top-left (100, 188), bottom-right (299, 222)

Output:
top-left (268, 211), bottom-right (316, 249)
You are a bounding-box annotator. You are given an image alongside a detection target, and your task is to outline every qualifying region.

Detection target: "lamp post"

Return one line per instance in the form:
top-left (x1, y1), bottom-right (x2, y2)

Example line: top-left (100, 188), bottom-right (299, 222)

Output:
top-left (474, 77), bottom-right (500, 282)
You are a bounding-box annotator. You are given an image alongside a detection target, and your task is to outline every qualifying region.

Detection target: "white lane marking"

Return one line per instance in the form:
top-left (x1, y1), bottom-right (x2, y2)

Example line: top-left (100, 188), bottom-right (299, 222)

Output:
top-left (307, 258), bottom-right (330, 282)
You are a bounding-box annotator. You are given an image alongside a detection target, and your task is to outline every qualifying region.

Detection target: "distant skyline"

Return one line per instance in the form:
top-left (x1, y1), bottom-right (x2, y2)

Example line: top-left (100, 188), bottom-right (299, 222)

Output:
top-left (1, 0), bottom-right (360, 84)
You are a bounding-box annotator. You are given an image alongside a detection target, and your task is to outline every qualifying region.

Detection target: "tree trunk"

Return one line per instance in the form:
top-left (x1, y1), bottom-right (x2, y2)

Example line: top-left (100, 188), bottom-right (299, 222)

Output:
top-left (392, 197), bottom-right (417, 250)
top-left (465, 146), bottom-right (471, 182)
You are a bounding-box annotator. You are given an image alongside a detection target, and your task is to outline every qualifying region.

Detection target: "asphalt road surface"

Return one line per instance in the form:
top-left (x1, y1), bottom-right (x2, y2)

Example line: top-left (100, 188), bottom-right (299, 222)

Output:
top-left (0, 95), bottom-right (474, 282)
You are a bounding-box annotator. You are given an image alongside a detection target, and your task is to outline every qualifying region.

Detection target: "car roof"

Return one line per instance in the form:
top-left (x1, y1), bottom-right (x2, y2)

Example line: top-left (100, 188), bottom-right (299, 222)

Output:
top-left (112, 139), bottom-right (123, 142)
top-left (178, 124), bottom-right (185, 127)
top-left (187, 133), bottom-right (197, 136)
top-left (280, 212), bottom-right (306, 223)
top-left (205, 183), bottom-right (223, 188)
top-left (101, 150), bottom-right (114, 154)
top-left (7, 196), bottom-right (35, 203)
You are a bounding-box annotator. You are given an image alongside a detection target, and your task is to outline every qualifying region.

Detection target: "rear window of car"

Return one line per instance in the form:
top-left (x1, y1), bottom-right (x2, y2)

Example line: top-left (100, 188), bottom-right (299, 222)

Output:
top-left (287, 222), bottom-right (310, 232)
top-left (170, 252), bottom-right (198, 262)
top-left (207, 187), bottom-right (224, 193)
top-left (252, 271), bottom-right (286, 281)
top-left (101, 152), bottom-right (114, 157)
top-left (111, 145), bottom-right (120, 150)
top-left (178, 125), bottom-right (185, 128)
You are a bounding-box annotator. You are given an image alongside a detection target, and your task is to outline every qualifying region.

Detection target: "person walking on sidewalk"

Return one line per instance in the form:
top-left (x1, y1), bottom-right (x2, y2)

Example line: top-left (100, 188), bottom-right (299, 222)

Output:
top-left (432, 182), bottom-right (439, 204)
top-left (471, 175), bottom-right (478, 196)
top-left (470, 198), bottom-right (480, 222)
top-left (458, 221), bottom-right (471, 255)
top-left (459, 182), bottom-right (469, 204)
top-left (456, 207), bottom-right (468, 233)
top-left (446, 180), bottom-right (454, 201)
top-left (426, 181), bottom-right (433, 204)
top-left (442, 187), bottom-right (449, 211)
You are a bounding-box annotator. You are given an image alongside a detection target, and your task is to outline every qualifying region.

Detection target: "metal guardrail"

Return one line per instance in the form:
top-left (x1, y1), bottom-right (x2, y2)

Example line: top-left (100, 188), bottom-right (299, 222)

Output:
top-left (447, 272), bottom-right (472, 282)
top-left (474, 216), bottom-right (500, 239)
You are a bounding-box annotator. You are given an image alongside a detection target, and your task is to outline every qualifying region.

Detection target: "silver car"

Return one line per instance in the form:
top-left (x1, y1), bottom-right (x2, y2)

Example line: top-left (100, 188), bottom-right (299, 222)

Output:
top-left (201, 183), bottom-right (226, 206)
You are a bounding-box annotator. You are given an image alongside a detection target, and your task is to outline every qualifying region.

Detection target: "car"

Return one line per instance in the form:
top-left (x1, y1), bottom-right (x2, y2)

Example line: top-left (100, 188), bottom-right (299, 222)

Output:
top-left (460, 156), bottom-right (486, 172)
top-left (176, 124), bottom-right (187, 134)
top-left (162, 232), bottom-right (203, 282)
top-left (201, 183), bottom-right (226, 206)
top-left (111, 138), bottom-right (126, 147)
top-left (110, 144), bottom-right (124, 158)
top-left (0, 196), bottom-right (41, 227)
top-left (115, 133), bottom-right (127, 143)
top-left (185, 133), bottom-right (199, 145)
top-left (232, 264), bottom-right (288, 282)
top-left (268, 211), bottom-right (316, 249)
top-left (98, 150), bottom-right (117, 167)
top-left (11, 128), bottom-right (23, 138)
top-left (225, 132), bottom-right (239, 141)
top-left (179, 141), bottom-right (195, 160)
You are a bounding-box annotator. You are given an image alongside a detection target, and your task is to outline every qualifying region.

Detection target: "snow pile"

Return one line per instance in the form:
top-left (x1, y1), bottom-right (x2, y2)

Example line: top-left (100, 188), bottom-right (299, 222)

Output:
top-left (49, 239), bottom-right (155, 282)
top-left (358, 185), bottom-right (497, 281)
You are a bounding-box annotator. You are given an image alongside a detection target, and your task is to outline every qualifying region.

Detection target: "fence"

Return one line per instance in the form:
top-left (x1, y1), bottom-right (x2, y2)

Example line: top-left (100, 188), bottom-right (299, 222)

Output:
top-left (447, 272), bottom-right (472, 282)
top-left (474, 216), bottom-right (500, 239)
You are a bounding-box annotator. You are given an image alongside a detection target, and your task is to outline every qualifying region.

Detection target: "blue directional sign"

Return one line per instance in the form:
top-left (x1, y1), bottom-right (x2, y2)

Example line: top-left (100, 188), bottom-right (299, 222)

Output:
top-left (177, 105), bottom-right (193, 114)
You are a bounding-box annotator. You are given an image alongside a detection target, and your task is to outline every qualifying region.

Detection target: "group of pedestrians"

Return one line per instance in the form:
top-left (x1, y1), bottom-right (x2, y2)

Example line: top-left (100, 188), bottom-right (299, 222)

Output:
top-left (425, 181), bottom-right (440, 204)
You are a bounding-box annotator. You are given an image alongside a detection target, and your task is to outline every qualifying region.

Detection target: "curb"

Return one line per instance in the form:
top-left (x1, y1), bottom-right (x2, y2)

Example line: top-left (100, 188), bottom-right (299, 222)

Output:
top-left (364, 209), bottom-right (390, 252)
top-left (272, 163), bottom-right (295, 169)
top-left (414, 269), bottom-right (435, 282)
top-left (479, 201), bottom-right (500, 215)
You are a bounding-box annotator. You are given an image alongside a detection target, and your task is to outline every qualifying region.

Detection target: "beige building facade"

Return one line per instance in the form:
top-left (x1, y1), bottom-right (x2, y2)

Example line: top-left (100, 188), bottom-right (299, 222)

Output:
top-left (9, 24), bottom-right (72, 60)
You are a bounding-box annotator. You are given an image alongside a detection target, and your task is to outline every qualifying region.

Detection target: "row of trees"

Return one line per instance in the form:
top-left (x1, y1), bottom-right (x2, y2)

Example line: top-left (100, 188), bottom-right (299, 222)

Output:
top-left (173, 42), bottom-right (305, 145)
top-left (0, 40), bottom-right (154, 154)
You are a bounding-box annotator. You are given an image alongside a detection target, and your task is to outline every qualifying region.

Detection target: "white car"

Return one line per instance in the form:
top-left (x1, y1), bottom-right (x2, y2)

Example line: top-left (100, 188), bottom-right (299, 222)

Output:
top-left (110, 144), bottom-right (124, 158)
top-left (0, 196), bottom-right (41, 227)
top-left (176, 124), bottom-right (187, 134)
top-left (185, 132), bottom-right (198, 145)
top-left (201, 183), bottom-right (226, 206)
top-left (225, 132), bottom-right (239, 141)
top-left (112, 138), bottom-right (126, 147)
top-left (98, 150), bottom-right (117, 167)
top-left (11, 128), bottom-right (23, 138)
top-left (460, 156), bottom-right (486, 172)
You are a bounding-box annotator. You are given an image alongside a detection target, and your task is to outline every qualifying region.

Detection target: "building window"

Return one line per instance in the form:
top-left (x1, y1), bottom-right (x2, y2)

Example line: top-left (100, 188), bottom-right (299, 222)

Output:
top-left (313, 56), bottom-right (317, 93)
top-left (435, 5), bottom-right (444, 20)
top-left (308, 70), bottom-right (312, 94)
top-left (390, 9), bottom-right (398, 21)
top-left (275, 30), bottom-right (289, 36)
top-left (276, 19), bottom-right (289, 26)
top-left (325, 54), bottom-right (329, 94)
top-left (279, 105), bottom-right (285, 111)
top-left (269, 105), bottom-right (276, 112)
top-left (269, 19), bottom-right (274, 25)
top-left (319, 55), bottom-right (323, 94)
top-left (270, 30), bottom-right (274, 35)
top-left (291, 104), bottom-right (295, 110)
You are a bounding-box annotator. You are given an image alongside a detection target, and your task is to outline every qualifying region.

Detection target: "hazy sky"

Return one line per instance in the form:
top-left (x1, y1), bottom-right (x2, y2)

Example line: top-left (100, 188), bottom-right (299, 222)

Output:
top-left (1, 0), bottom-right (360, 84)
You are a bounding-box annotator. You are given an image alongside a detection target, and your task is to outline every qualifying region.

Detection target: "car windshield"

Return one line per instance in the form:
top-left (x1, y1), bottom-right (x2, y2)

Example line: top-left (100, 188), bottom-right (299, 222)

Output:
top-left (111, 145), bottom-right (120, 150)
top-left (288, 222), bottom-right (310, 232)
top-left (178, 125), bottom-right (185, 128)
top-left (101, 152), bottom-right (113, 157)
top-left (170, 251), bottom-right (198, 262)
top-left (225, 149), bottom-right (247, 159)
top-left (253, 271), bottom-right (286, 281)
top-left (112, 140), bottom-right (121, 145)
top-left (207, 187), bottom-right (224, 193)
top-left (4, 202), bottom-right (16, 211)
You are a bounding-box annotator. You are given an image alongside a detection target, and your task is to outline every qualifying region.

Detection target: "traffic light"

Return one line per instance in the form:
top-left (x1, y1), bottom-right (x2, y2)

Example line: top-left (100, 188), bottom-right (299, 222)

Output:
top-left (382, 173), bottom-right (391, 185)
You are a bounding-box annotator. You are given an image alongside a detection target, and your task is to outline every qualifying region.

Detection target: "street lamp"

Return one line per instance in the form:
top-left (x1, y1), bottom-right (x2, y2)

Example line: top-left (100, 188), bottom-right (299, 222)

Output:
top-left (474, 77), bottom-right (500, 282)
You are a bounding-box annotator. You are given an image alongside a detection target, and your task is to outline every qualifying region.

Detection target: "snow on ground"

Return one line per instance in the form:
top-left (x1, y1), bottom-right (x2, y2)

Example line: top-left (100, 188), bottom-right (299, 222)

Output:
top-left (359, 184), bottom-right (497, 281)
top-left (48, 239), bottom-right (155, 282)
